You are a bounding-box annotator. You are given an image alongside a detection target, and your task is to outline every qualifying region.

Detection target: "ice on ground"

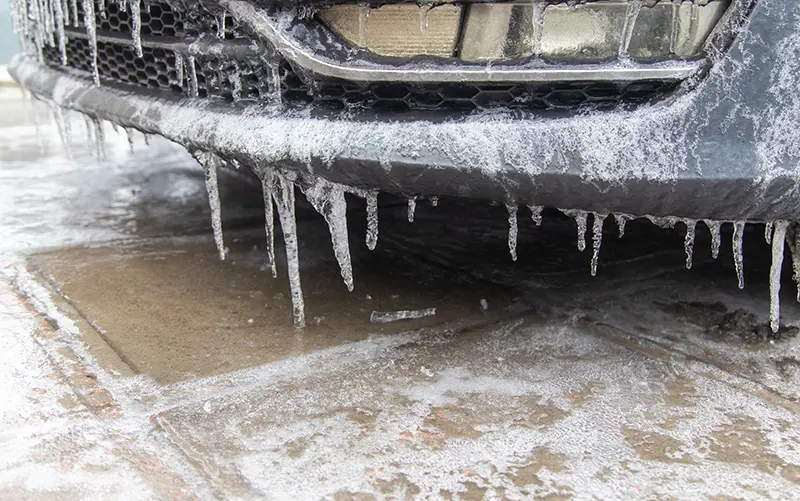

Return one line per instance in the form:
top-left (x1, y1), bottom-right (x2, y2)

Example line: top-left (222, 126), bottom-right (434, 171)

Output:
top-left (370, 308), bottom-right (437, 324)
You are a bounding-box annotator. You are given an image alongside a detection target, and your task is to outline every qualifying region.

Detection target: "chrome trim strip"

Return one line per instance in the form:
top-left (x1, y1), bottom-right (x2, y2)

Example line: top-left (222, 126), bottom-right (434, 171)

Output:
top-left (63, 29), bottom-right (262, 58)
top-left (221, 0), bottom-right (701, 83)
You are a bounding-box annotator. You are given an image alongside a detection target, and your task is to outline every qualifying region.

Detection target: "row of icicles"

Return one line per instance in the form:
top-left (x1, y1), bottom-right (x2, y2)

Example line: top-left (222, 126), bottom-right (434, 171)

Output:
top-left (196, 151), bottom-right (799, 333)
top-left (28, 97), bottom-right (800, 333)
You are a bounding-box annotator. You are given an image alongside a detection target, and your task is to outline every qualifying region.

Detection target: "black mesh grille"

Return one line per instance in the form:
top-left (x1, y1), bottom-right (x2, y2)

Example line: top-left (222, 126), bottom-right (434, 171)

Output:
top-left (42, 38), bottom-right (181, 91)
top-left (281, 67), bottom-right (677, 112)
top-left (75, 1), bottom-right (185, 37)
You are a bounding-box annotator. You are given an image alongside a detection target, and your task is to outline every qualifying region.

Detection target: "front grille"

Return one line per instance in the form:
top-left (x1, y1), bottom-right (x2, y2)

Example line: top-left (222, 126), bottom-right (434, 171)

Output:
top-left (285, 76), bottom-right (678, 112)
top-left (38, 1), bottom-right (677, 113)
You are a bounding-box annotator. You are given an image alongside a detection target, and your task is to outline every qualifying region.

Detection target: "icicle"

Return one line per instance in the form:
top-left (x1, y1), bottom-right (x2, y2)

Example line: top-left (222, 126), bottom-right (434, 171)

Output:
top-left (216, 11), bottom-right (226, 39)
top-left (591, 213), bottom-right (606, 276)
top-left (562, 209), bottom-right (588, 252)
top-left (366, 191), bottom-right (378, 251)
top-left (733, 221), bottom-right (745, 289)
top-left (506, 203), bottom-right (518, 262)
top-left (430, 196), bottom-right (439, 207)
top-left (97, 0), bottom-right (105, 18)
top-left (791, 226), bottom-right (800, 303)
top-left (266, 59), bottom-right (282, 104)
top-left (530, 0), bottom-right (545, 58)
top-left (705, 220), bottom-right (722, 259)
top-left (83, 115), bottom-right (96, 153)
top-left (258, 170), bottom-right (277, 278)
top-left (272, 175), bottom-right (305, 328)
top-left (619, 0), bottom-right (641, 59)
top-left (70, 0), bottom-right (78, 27)
top-left (669, 0), bottom-right (680, 54)
top-left (407, 197), bottom-right (417, 223)
top-left (130, 0), bottom-right (142, 58)
top-left (202, 153), bottom-right (227, 261)
top-left (53, 0), bottom-right (67, 65)
top-left (769, 221), bottom-right (788, 333)
top-left (614, 213), bottom-right (629, 238)
top-left (82, 0), bottom-right (100, 85)
top-left (682, 219), bottom-right (696, 270)
top-left (92, 118), bottom-right (106, 160)
top-left (527, 205), bottom-right (543, 226)
top-left (125, 127), bottom-right (135, 152)
top-left (765, 221), bottom-right (774, 245)
top-left (174, 51), bottom-right (184, 88)
top-left (187, 55), bottom-right (198, 97)
top-left (50, 104), bottom-right (72, 156)
top-left (61, 0), bottom-right (70, 26)
top-left (301, 178), bottom-right (354, 292)
top-left (143, 133), bottom-right (151, 146)
top-left (419, 6), bottom-right (430, 35)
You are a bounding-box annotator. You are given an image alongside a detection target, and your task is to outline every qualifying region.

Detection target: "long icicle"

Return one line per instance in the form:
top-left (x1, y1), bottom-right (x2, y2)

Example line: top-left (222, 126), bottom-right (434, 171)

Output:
top-left (81, 0), bottom-right (99, 85)
top-left (365, 191), bottom-right (378, 251)
top-left (733, 221), bottom-right (745, 288)
top-left (258, 169), bottom-right (277, 278)
top-left (791, 225), bottom-right (800, 302)
top-left (53, 0), bottom-right (67, 65)
top-left (591, 213), bottom-right (606, 276)
top-left (272, 175), bottom-right (305, 328)
top-left (683, 219), bottom-right (696, 270)
top-left (130, 0), bottom-right (143, 57)
top-left (506, 203), bottom-right (518, 262)
top-left (202, 153), bottom-right (226, 261)
top-left (765, 221), bottom-right (774, 244)
top-left (301, 178), bottom-right (354, 292)
top-left (769, 221), bottom-right (788, 333)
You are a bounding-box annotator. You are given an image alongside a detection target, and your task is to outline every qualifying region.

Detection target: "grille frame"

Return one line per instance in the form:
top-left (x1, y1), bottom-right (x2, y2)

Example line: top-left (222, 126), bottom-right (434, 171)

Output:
top-left (35, 0), bottom-right (727, 113)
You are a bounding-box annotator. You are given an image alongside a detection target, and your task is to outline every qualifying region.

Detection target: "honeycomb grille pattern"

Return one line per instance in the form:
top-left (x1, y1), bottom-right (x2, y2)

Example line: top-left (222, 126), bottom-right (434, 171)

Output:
top-left (76, 1), bottom-right (185, 37)
top-left (282, 69), bottom-right (677, 111)
top-left (42, 38), bottom-right (180, 91)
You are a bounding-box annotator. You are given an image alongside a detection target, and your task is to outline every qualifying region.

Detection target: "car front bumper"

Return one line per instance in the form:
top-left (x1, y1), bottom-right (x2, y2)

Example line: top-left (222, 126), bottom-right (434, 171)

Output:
top-left (10, 0), bottom-right (800, 222)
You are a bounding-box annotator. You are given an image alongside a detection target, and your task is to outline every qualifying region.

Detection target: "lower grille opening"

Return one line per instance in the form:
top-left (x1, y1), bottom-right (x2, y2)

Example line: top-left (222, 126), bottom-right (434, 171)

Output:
top-left (41, 35), bottom-right (677, 113)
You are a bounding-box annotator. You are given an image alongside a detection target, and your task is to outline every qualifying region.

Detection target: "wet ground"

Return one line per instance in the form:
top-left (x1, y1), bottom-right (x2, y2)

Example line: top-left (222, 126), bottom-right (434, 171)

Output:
top-left (1, 85), bottom-right (799, 500)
